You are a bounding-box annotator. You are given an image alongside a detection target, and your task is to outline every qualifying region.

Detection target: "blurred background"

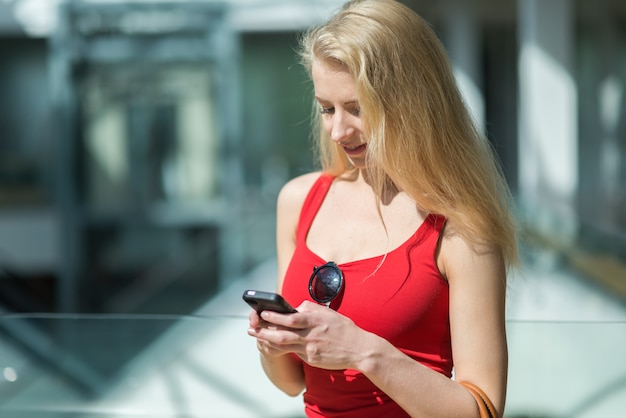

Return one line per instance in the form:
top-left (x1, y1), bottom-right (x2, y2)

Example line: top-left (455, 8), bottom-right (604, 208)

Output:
top-left (0, 0), bottom-right (625, 315)
top-left (0, 0), bottom-right (625, 416)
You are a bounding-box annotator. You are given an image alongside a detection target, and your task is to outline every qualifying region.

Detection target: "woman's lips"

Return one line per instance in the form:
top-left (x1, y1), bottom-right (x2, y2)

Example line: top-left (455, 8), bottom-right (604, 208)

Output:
top-left (342, 143), bottom-right (367, 156)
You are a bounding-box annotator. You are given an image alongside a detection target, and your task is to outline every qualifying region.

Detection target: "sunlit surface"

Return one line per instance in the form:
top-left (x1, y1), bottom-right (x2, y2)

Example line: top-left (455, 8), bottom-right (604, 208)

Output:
top-left (0, 275), bottom-right (624, 418)
top-left (0, 314), bottom-right (304, 418)
top-left (0, 315), bottom-right (624, 417)
top-left (507, 321), bottom-right (626, 418)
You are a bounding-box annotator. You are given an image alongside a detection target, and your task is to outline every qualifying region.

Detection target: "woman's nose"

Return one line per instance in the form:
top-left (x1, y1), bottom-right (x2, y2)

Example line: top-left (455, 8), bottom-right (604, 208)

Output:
top-left (330, 113), bottom-right (355, 143)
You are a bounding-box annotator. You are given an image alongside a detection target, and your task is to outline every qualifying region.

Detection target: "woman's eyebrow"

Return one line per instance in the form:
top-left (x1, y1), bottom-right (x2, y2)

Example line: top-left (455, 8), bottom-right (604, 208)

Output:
top-left (314, 96), bottom-right (358, 106)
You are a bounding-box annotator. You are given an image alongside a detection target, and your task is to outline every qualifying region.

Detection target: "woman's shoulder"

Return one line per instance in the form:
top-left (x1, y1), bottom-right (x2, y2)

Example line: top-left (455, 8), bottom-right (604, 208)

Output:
top-left (278, 171), bottom-right (324, 204)
top-left (438, 224), bottom-right (505, 284)
top-left (276, 172), bottom-right (325, 247)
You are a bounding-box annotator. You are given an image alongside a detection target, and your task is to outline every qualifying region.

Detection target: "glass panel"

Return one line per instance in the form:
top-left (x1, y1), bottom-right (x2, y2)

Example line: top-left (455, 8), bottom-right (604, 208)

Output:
top-left (0, 315), bottom-right (305, 418)
top-left (0, 315), bottom-right (624, 417)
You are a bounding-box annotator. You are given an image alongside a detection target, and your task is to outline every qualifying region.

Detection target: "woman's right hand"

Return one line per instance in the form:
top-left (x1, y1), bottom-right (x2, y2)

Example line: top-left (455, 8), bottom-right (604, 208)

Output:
top-left (248, 309), bottom-right (297, 358)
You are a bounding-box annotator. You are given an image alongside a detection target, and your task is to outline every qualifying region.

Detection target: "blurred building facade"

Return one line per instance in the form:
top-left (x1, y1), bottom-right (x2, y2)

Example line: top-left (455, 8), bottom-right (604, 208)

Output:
top-left (0, 0), bottom-right (625, 314)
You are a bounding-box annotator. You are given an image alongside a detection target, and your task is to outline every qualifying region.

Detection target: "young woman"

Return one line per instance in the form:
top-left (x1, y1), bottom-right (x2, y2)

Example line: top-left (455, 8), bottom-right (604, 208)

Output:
top-left (247, 1), bottom-right (518, 416)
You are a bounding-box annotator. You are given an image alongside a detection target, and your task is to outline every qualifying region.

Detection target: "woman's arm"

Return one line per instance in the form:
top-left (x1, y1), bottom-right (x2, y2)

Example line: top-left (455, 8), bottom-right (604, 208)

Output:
top-left (248, 172), bottom-right (321, 396)
top-left (354, 233), bottom-right (508, 417)
top-left (445, 234), bottom-right (508, 415)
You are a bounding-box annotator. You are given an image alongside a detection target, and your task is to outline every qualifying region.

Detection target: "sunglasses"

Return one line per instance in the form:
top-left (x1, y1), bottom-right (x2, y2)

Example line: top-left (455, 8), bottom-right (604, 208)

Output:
top-left (308, 261), bottom-right (344, 308)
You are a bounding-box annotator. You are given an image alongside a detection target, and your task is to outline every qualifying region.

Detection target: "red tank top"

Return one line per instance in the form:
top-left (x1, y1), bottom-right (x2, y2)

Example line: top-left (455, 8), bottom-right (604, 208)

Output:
top-left (281, 174), bottom-right (452, 418)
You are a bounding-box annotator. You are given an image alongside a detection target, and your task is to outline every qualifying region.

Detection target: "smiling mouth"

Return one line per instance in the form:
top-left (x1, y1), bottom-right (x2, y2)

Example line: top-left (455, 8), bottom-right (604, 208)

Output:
top-left (342, 144), bottom-right (366, 155)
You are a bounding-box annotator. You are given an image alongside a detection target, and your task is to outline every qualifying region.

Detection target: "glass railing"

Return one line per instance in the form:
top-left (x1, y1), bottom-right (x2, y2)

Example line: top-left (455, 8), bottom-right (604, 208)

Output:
top-left (0, 314), bottom-right (304, 418)
top-left (506, 320), bottom-right (626, 418)
top-left (0, 314), bottom-right (624, 417)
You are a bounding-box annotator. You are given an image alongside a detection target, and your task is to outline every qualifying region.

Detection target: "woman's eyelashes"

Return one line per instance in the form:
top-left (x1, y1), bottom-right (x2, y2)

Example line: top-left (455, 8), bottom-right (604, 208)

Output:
top-left (319, 105), bottom-right (361, 116)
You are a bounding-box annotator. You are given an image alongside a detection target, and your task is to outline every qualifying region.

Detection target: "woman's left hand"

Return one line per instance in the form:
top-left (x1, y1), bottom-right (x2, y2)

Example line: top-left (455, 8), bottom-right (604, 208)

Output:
top-left (248, 300), bottom-right (373, 371)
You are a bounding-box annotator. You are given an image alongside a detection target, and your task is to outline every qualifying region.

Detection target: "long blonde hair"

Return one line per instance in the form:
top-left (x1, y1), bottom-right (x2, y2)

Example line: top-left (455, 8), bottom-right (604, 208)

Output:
top-left (299, 0), bottom-right (518, 267)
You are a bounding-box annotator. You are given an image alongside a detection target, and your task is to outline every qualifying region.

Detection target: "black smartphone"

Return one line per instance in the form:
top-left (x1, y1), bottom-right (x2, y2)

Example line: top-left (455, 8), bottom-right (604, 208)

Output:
top-left (242, 290), bottom-right (297, 314)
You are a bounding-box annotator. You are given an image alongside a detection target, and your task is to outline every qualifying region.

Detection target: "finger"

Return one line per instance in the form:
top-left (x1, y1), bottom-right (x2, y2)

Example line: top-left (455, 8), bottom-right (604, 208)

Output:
top-left (254, 332), bottom-right (303, 358)
top-left (296, 300), bottom-right (320, 311)
top-left (260, 310), bottom-right (305, 329)
top-left (252, 324), bottom-right (304, 347)
top-left (258, 345), bottom-right (289, 358)
top-left (249, 310), bottom-right (261, 327)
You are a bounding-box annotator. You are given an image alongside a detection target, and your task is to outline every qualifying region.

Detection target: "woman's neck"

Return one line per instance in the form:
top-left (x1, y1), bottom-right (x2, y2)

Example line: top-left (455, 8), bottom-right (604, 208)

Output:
top-left (339, 168), bottom-right (401, 206)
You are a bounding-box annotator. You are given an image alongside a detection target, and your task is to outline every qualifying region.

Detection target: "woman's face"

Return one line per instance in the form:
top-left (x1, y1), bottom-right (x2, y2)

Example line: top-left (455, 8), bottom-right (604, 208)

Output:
top-left (311, 60), bottom-right (366, 168)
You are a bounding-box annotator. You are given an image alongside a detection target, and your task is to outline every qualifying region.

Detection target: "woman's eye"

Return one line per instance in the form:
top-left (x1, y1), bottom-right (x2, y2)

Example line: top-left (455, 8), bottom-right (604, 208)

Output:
top-left (318, 105), bottom-right (360, 116)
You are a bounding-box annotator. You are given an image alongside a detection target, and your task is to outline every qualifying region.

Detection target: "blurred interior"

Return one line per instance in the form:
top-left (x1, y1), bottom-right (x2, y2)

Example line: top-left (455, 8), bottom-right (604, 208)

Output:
top-left (0, 0), bottom-right (625, 416)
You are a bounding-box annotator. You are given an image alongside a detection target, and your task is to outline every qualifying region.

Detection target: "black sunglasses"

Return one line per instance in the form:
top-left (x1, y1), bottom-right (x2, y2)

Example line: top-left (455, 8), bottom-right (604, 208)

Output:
top-left (308, 261), bottom-right (344, 307)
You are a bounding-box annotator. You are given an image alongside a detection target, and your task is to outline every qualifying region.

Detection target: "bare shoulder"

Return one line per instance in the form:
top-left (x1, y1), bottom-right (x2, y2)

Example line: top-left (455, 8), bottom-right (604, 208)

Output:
top-left (438, 225), bottom-right (505, 285)
top-left (277, 171), bottom-right (322, 212)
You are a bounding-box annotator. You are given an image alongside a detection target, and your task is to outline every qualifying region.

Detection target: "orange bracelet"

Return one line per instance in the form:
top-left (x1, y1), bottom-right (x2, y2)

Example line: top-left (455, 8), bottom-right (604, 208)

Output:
top-left (459, 381), bottom-right (497, 418)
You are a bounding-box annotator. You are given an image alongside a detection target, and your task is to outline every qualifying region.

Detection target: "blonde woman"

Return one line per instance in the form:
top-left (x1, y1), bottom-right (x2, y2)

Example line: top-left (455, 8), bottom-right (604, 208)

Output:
top-left (247, 0), bottom-right (517, 416)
